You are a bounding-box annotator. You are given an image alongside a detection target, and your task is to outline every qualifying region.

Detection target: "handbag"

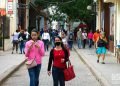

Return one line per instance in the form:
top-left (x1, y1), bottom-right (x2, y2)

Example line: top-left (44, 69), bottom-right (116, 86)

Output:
top-left (64, 60), bottom-right (76, 81)
top-left (25, 57), bottom-right (37, 69)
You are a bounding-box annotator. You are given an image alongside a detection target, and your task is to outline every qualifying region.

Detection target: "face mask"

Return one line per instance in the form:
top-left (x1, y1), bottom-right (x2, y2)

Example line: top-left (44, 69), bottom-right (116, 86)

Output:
top-left (55, 42), bottom-right (61, 46)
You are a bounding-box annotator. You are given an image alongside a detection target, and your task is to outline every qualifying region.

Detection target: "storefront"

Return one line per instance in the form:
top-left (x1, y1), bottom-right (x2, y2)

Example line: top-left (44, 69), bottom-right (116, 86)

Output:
top-left (96, 0), bottom-right (116, 53)
top-left (98, 0), bottom-right (120, 54)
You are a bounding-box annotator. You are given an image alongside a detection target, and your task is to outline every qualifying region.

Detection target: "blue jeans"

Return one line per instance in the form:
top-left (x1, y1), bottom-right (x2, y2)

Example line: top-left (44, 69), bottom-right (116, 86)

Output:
top-left (68, 41), bottom-right (73, 49)
top-left (88, 39), bottom-right (93, 48)
top-left (52, 39), bottom-right (55, 48)
top-left (28, 64), bottom-right (41, 86)
top-left (52, 66), bottom-right (65, 86)
top-left (77, 39), bottom-right (82, 48)
top-left (19, 41), bottom-right (25, 54)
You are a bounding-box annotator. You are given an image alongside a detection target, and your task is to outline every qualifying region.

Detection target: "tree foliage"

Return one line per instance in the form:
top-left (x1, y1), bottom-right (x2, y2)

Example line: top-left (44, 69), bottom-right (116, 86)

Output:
top-left (34, 0), bottom-right (93, 21)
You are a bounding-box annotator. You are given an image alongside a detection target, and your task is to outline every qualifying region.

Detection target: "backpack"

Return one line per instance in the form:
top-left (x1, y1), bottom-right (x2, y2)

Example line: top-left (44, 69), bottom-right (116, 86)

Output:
top-left (69, 33), bottom-right (73, 40)
top-left (97, 38), bottom-right (107, 47)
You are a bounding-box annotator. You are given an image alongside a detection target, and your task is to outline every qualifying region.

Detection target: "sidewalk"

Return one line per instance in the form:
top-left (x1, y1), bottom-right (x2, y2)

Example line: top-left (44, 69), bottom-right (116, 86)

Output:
top-left (0, 50), bottom-right (25, 85)
top-left (74, 45), bottom-right (120, 86)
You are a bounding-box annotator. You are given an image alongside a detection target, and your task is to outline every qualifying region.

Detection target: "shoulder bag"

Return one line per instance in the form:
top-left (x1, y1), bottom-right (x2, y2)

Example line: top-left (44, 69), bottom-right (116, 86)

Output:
top-left (25, 57), bottom-right (37, 69)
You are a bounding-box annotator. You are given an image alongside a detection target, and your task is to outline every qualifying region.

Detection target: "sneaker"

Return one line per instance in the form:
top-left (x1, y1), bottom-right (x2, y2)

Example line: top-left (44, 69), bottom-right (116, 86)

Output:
top-left (101, 62), bottom-right (105, 64)
top-left (97, 60), bottom-right (99, 63)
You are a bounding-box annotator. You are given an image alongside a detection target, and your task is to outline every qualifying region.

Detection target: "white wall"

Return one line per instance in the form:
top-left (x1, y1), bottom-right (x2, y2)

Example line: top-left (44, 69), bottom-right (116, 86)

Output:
top-left (116, 0), bottom-right (120, 45)
top-left (4, 0), bottom-right (18, 50)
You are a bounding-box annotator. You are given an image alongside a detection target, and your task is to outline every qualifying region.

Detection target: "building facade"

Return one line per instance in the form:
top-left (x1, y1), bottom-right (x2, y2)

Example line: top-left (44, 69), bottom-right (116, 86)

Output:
top-left (97, 0), bottom-right (120, 54)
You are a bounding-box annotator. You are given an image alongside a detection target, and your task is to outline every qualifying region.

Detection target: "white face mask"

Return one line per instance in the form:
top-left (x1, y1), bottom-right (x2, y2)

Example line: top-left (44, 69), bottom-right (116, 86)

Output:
top-left (79, 29), bottom-right (81, 31)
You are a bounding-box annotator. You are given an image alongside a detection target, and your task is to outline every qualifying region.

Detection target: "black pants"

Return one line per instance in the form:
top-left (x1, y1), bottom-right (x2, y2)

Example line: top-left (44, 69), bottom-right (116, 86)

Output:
top-left (83, 39), bottom-right (86, 48)
top-left (12, 40), bottom-right (19, 52)
top-left (52, 66), bottom-right (65, 86)
top-left (42, 39), bottom-right (49, 51)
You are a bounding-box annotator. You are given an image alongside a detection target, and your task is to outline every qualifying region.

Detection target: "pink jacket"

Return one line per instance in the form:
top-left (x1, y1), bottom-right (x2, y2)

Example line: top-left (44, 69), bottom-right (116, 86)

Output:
top-left (25, 40), bottom-right (45, 64)
top-left (88, 32), bottom-right (93, 39)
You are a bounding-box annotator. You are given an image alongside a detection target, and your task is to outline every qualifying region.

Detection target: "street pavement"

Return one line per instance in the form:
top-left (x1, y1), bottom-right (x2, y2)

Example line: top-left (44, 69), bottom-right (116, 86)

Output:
top-left (74, 45), bottom-right (120, 86)
top-left (1, 49), bottom-right (100, 86)
top-left (0, 51), bottom-right (25, 85)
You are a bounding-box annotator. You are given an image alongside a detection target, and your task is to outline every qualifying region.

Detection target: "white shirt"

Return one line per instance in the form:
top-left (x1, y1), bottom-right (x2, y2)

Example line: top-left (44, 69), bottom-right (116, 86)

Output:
top-left (25, 31), bottom-right (30, 39)
top-left (42, 32), bottom-right (50, 41)
top-left (82, 32), bottom-right (87, 39)
top-left (62, 38), bottom-right (67, 45)
top-left (13, 32), bottom-right (20, 40)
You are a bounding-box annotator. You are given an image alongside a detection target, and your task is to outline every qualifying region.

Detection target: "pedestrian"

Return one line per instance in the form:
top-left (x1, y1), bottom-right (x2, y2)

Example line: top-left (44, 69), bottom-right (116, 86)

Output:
top-left (96, 32), bottom-right (107, 64)
top-left (41, 29), bottom-right (50, 51)
top-left (25, 29), bottom-right (45, 86)
top-left (93, 29), bottom-right (100, 48)
top-left (51, 29), bottom-right (58, 48)
top-left (24, 29), bottom-right (30, 40)
top-left (61, 32), bottom-right (68, 47)
top-left (82, 30), bottom-right (87, 48)
top-left (18, 29), bottom-right (26, 54)
top-left (67, 30), bottom-right (74, 50)
top-left (47, 36), bottom-right (69, 86)
top-left (77, 28), bottom-right (83, 49)
top-left (11, 30), bottom-right (20, 54)
top-left (88, 30), bottom-right (93, 48)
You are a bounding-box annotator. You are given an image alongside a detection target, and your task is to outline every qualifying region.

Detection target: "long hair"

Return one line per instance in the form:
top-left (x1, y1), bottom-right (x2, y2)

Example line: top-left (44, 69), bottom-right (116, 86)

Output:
top-left (54, 36), bottom-right (68, 53)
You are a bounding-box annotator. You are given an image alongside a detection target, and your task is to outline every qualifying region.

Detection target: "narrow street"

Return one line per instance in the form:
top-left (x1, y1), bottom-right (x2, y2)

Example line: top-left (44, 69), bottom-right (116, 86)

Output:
top-left (1, 50), bottom-right (100, 86)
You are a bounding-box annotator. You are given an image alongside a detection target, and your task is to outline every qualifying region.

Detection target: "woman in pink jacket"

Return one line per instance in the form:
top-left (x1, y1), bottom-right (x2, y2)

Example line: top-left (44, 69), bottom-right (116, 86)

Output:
top-left (88, 30), bottom-right (93, 48)
top-left (25, 29), bottom-right (45, 86)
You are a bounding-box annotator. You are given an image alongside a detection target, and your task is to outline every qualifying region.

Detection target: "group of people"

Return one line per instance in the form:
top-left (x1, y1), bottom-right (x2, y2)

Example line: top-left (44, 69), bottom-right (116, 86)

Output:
top-left (25, 29), bottom-right (70, 86)
top-left (76, 28), bottom-right (93, 49)
top-left (40, 28), bottom-right (74, 51)
top-left (76, 28), bottom-right (108, 64)
top-left (12, 27), bottom-right (108, 86)
top-left (12, 29), bottom-right (29, 54)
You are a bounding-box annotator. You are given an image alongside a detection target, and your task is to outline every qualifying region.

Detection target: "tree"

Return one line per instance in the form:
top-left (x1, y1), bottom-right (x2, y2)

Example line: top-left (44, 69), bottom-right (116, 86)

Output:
top-left (34, 0), bottom-right (93, 20)
top-left (34, 0), bottom-right (95, 30)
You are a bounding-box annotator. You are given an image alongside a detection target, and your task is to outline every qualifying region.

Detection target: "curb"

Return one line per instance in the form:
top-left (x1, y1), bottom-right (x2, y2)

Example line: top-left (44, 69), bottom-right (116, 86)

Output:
top-left (74, 47), bottom-right (111, 86)
top-left (0, 60), bottom-right (26, 85)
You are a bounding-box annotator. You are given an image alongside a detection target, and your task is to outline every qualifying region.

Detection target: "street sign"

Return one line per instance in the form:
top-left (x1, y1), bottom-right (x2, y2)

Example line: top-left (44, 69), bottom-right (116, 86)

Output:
top-left (7, 0), bottom-right (13, 14)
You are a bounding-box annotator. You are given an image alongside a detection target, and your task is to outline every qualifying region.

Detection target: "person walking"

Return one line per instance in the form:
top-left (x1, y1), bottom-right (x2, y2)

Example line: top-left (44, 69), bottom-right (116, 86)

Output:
top-left (82, 30), bottom-right (87, 48)
top-left (25, 29), bottom-right (45, 86)
top-left (93, 29), bottom-right (100, 48)
top-left (77, 28), bottom-right (83, 49)
top-left (12, 30), bottom-right (20, 54)
top-left (51, 29), bottom-right (58, 48)
top-left (24, 29), bottom-right (30, 40)
top-left (61, 32), bottom-right (68, 47)
top-left (88, 30), bottom-right (93, 48)
top-left (67, 30), bottom-right (74, 50)
top-left (18, 30), bottom-right (27, 54)
top-left (47, 36), bottom-right (69, 86)
top-left (41, 29), bottom-right (50, 51)
top-left (96, 32), bottom-right (107, 64)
